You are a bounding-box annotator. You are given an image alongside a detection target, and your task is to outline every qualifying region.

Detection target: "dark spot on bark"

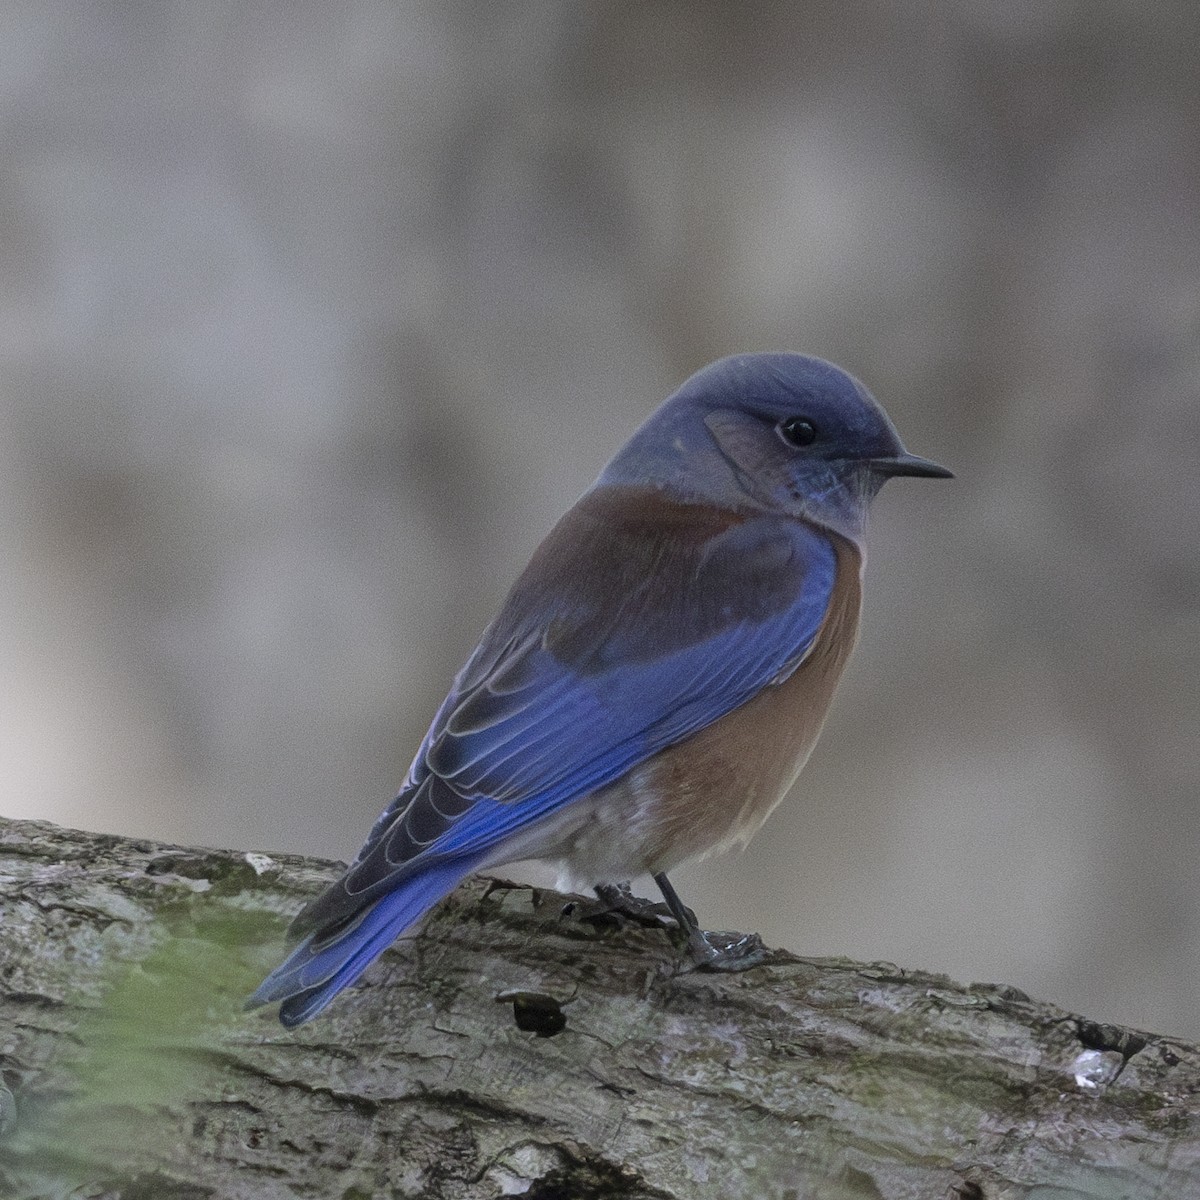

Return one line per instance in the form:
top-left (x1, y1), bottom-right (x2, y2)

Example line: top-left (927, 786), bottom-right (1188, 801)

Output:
top-left (577, 907), bottom-right (623, 932)
top-left (524, 1155), bottom-right (672, 1200)
top-left (497, 990), bottom-right (568, 1037)
top-left (1076, 1019), bottom-right (1148, 1061)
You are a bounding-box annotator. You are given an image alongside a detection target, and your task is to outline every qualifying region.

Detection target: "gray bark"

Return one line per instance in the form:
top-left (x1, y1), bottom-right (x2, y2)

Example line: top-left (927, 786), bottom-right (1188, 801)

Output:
top-left (0, 817), bottom-right (1196, 1200)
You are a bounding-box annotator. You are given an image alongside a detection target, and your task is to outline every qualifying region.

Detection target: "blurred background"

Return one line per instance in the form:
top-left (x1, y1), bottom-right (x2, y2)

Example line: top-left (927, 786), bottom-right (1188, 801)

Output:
top-left (2, 1), bottom-right (1198, 1039)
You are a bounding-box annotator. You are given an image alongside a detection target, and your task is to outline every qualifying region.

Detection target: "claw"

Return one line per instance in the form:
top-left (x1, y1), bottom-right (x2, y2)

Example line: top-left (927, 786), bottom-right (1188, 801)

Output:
top-left (590, 882), bottom-right (680, 928)
top-left (579, 878), bottom-right (767, 972)
top-left (685, 929), bottom-right (769, 972)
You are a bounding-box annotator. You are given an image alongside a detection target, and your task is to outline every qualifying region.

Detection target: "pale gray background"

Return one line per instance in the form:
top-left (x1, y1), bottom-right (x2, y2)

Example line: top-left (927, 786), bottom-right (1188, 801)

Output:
top-left (2, 1), bottom-right (1198, 1039)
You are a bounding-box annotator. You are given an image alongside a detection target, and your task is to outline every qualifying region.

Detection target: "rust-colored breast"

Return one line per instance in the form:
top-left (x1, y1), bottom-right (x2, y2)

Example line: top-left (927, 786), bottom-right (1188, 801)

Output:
top-left (634, 530), bottom-right (863, 874)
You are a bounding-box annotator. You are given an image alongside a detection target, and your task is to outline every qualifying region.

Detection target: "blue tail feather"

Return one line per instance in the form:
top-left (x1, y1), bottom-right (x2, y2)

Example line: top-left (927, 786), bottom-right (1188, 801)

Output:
top-left (249, 856), bottom-right (480, 1026)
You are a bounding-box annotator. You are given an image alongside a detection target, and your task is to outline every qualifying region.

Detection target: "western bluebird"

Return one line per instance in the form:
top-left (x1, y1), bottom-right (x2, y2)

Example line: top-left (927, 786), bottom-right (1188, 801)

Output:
top-left (250, 353), bottom-right (951, 1025)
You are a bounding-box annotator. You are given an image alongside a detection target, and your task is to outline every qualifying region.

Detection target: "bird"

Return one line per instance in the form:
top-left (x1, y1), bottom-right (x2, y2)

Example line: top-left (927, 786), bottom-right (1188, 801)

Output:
top-left (249, 352), bottom-right (952, 1026)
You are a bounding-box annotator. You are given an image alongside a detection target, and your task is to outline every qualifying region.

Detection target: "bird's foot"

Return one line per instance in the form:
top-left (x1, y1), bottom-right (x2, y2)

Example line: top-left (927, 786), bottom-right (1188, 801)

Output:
top-left (583, 881), bottom-right (695, 929)
top-left (684, 928), bottom-right (769, 972)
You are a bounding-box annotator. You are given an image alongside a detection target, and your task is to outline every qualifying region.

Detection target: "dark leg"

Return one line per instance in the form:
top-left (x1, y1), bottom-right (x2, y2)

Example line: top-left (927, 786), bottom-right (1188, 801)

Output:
top-left (653, 872), bottom-right (768, 971)
top-left (651, 873), bottom-right (700, 933)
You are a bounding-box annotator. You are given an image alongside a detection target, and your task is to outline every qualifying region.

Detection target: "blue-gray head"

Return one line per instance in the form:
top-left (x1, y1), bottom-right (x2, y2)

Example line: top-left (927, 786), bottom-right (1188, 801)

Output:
top-left (598, 353), bottom-right (951, 541)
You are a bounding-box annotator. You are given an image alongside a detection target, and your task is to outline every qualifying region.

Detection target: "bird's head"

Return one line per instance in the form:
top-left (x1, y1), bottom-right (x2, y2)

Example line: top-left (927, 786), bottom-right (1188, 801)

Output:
top-left (600, 353), bottom-right (951, 541)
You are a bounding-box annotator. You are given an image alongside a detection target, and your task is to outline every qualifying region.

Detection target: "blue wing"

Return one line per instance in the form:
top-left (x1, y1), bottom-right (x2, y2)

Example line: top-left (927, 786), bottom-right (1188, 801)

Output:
top-left (251, 487), bottom-right (839, 1024)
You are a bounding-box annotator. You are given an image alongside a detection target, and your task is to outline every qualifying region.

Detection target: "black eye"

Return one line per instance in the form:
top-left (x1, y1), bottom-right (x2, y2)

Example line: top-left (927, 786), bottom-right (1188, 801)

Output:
top-left (778, 416), bottom-right (817, 448)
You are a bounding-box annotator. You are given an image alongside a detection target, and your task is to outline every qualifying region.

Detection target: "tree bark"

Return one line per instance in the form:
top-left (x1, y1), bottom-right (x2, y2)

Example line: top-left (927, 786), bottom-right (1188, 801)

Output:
top-left (0, 817), bottom-right (1196, 1199)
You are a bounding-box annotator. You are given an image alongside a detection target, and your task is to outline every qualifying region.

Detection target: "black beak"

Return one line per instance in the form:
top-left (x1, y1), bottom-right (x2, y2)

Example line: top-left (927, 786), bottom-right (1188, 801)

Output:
top-left (869, 452), bottom-right (954, 480)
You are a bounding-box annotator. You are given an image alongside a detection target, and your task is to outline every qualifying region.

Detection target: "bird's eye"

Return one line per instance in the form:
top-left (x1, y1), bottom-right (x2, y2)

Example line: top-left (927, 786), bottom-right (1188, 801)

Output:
top-left (777, 416), bottom-right (817, 448)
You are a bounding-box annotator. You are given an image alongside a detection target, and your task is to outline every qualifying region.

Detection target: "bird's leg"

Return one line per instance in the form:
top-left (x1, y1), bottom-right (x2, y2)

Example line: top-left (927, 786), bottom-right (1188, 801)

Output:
top-left (589, 881), bottom-right (687, 928)
top-left (653, 872), bottom-right (769, 972)
top-left (645, 874), bottom-right (699, 933)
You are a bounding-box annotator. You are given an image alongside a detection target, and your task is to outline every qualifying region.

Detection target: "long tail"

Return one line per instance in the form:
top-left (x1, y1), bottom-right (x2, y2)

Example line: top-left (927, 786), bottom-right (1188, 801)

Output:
top-left (248, 856), bottom-right (479, 1027)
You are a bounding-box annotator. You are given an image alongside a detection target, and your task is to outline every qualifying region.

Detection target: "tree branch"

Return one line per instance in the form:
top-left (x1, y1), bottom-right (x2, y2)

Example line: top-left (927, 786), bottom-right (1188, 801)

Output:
top-left (0, 816), bottom-right (1196, 1199)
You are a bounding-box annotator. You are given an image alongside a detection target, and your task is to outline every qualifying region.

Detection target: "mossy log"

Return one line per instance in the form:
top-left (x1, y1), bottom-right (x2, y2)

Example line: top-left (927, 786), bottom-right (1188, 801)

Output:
top-left (0, 816), bottom-right (1196, 1199)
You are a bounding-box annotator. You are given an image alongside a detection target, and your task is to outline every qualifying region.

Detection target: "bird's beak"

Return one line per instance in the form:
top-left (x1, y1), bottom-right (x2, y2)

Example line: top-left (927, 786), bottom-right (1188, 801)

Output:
top-left (869, 452), bottom-right (954, 480)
